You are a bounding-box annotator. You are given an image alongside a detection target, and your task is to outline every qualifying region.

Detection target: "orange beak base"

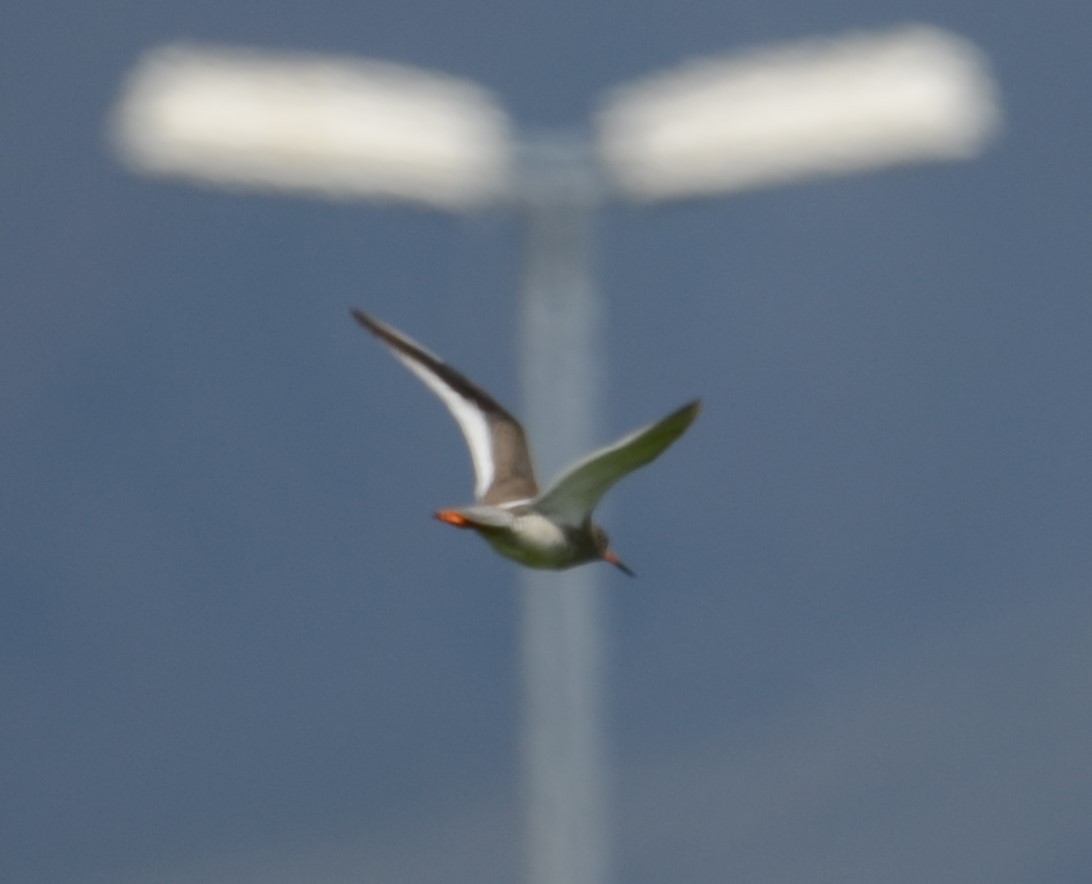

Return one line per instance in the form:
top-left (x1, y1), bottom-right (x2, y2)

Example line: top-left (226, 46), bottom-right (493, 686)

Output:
top-left (603, 549), bottom-right (635, 577)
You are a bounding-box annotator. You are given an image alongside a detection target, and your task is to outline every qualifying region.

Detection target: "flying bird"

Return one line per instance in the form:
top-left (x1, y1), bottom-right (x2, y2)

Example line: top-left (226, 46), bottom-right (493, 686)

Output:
top-left (352, 309), bottom-right (699, 575)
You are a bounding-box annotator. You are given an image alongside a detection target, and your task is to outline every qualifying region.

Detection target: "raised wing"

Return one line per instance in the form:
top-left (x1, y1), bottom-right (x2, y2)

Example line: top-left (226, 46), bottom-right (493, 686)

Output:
top-left (532, 400), bottom-right (701, 527)
top-left (351, 310), bottom-right (538, 504)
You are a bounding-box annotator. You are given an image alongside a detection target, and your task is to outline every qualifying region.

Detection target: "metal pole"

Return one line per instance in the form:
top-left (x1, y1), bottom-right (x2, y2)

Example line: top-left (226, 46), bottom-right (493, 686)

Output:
top-left (517, 133), bottom-right (609, 884)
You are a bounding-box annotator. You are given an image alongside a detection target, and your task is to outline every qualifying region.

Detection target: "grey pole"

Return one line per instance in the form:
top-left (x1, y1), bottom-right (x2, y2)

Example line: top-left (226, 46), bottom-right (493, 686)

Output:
top-left (516, 133), bottom-right (610, 884)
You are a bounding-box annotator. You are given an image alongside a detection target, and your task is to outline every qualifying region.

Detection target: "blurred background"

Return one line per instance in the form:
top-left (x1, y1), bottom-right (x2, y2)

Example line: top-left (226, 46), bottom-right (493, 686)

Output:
top-left (4, 2), bottom-right (1091, 882)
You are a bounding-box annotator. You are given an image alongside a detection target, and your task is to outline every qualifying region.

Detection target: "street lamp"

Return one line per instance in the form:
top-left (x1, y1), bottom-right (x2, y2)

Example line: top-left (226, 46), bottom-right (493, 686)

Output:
top-left (110, 24), bottom-right (999, 884)
top-left (112, 44), bottom-right (513, 208)
top-left (597, 26), bottom-right (998, 200)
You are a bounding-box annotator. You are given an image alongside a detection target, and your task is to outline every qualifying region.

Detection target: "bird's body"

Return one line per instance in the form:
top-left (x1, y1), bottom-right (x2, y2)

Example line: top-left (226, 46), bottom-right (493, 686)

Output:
top-left (352, 309), bottom-right (699, 575)
top-left (457, 507), bottom-right (582, 568)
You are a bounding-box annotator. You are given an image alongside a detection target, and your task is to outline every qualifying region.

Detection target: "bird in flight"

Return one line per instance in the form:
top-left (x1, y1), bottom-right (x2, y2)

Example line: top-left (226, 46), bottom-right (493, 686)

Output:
top-left (352, 309), bottom-right (700, 575)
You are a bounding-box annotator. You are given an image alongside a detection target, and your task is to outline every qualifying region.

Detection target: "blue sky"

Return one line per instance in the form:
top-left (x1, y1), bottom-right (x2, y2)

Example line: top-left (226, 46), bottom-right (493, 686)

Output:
top-left (4, 1), bottom-right (1092, 882)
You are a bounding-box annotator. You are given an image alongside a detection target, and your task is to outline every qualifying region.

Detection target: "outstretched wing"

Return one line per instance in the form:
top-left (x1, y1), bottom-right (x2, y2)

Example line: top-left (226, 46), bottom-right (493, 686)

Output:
top-left (532, 400), bottom-right (701, 526)
top-left (351, 310), bottom-right (538, 504)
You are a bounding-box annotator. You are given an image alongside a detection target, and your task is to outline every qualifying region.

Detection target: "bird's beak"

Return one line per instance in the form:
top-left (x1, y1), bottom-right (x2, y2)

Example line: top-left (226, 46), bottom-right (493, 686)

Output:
top-left (603, 548), bottom-right (635, 577)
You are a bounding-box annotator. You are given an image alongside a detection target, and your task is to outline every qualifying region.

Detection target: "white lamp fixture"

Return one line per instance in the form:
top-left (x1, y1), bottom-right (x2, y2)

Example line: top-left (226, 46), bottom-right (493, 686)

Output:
top-left (112, 45), bottom-right (513, 209)
top-left (597, 26), bottom-right (1000, 199)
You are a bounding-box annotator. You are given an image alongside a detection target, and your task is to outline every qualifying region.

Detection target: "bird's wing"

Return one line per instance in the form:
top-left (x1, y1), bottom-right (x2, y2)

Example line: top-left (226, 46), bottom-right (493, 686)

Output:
top-left (351, 310), bottom-right (538, 503)
top-left (532, 400), bottom-right (701, 527)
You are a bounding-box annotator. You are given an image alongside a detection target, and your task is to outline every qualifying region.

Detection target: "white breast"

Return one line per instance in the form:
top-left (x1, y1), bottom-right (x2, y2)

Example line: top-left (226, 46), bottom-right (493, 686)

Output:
top-left (510, 513), bottom-right (569, 550)
top-left (483, 512), bottom-right (574, 569)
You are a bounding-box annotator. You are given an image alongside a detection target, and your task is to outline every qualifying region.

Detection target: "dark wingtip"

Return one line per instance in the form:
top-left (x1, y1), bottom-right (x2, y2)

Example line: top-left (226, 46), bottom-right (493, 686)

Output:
top-left (350, 308), bottom-right (374, 330)
top-left (351, 309), bottom-right (399, 346)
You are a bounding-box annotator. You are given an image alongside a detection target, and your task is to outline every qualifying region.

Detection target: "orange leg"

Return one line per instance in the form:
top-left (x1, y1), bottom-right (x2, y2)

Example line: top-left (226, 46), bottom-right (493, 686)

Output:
top-left (434, 510), bottom-right (473, 528)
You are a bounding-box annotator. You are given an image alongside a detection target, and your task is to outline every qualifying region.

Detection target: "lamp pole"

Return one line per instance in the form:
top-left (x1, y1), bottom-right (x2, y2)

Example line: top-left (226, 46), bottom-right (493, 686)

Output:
top-left (516, 133), bottom-right (608, 884)
top-left (109, 26), bottom-right (999, 884)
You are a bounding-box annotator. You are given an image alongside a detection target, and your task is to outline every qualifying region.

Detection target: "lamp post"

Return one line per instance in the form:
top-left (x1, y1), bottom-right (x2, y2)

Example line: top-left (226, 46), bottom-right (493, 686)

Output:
top-left (514, 132), bottom-right (609, 884)
top-left (110, 26), bottom-right (999, 884)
